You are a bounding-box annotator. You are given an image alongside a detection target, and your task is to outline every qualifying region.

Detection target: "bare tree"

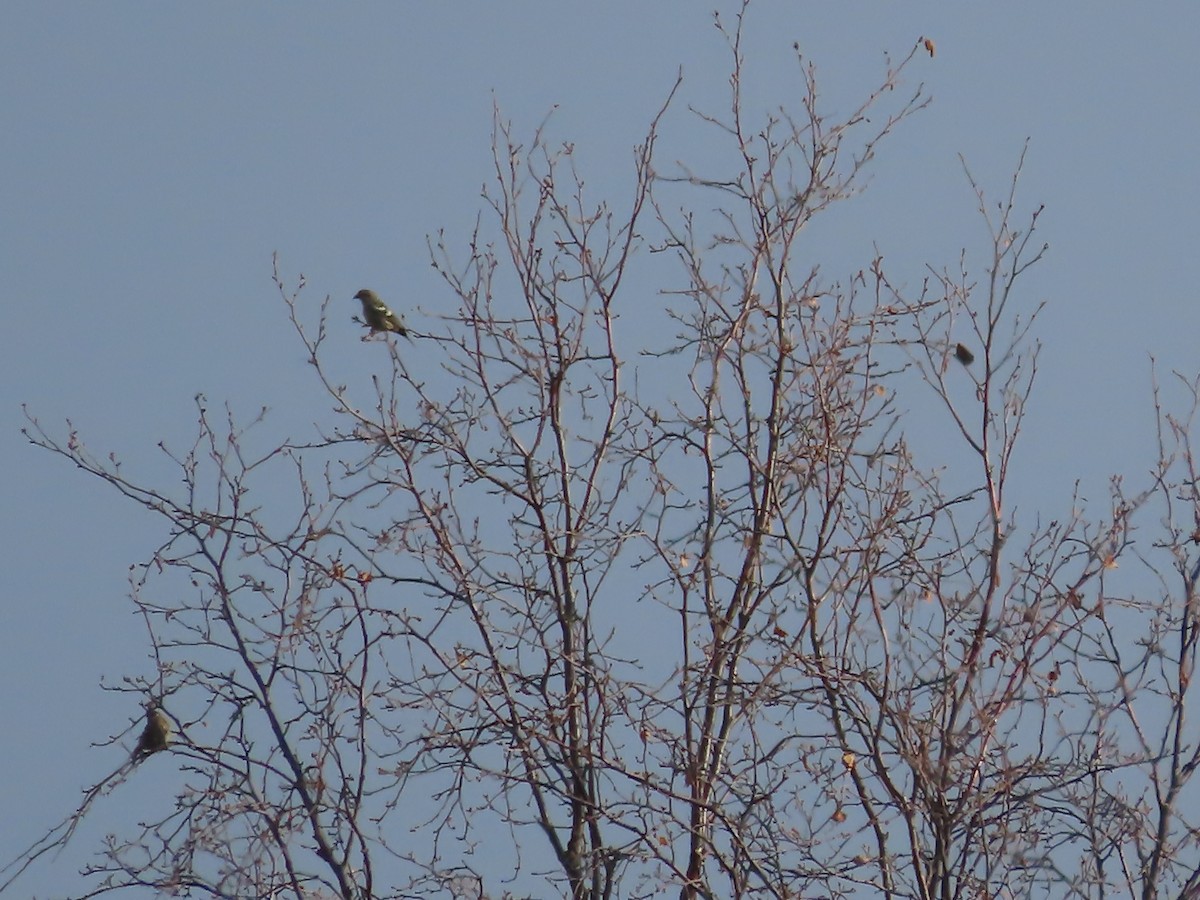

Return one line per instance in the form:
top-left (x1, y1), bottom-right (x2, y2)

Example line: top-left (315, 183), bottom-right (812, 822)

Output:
top-left (13, 3), bottom-right (1200, 898)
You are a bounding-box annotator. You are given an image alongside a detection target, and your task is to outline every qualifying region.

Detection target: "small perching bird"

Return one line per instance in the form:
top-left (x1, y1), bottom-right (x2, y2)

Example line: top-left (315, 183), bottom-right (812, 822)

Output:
top-left (354, 289), bottom-right (409, 339)
top-left (133, 706), bottom-right (171, 760)
top-left (954, 343), bottom-right (975, 366)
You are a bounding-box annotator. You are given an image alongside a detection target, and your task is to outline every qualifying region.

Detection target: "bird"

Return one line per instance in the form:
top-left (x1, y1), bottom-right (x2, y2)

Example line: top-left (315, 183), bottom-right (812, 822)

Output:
top-left (132, 706), bottom-right (171, 760)
top-left (954, 343), bottom-right (975, 366)
top-left (354, 289), bottom-right (409, 338)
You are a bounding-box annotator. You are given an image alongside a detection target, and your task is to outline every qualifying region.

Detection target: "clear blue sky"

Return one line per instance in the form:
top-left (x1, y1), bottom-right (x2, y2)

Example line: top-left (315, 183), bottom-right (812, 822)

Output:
top-left (3, 3), bottom-right (1198, 894)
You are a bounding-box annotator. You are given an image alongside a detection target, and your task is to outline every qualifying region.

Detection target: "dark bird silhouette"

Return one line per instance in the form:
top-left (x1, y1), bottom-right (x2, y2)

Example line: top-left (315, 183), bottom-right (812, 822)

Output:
top-left (954, 343), bottom-right (975, 366)
top-left (132, 707), bottom-right (171, 760)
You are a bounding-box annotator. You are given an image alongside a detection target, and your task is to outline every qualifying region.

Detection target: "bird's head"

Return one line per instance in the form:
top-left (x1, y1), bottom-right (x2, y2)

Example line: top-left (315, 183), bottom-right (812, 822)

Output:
top-left (354, 289), bottom-right (377, 304)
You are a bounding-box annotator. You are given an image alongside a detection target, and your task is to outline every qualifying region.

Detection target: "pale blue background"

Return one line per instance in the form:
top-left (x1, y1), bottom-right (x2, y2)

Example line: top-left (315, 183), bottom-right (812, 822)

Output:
top-left (3, 3), bottom-right (1198, 895)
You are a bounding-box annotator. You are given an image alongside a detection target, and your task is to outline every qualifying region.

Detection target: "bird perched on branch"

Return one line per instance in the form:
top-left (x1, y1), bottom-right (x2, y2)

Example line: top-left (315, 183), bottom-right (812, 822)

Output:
top-left (132, 706), bottom-right (171, 760)
top-left (354, 289), bottom-right (409, 338)
top-left (954, 343), bottom-right (975, 366)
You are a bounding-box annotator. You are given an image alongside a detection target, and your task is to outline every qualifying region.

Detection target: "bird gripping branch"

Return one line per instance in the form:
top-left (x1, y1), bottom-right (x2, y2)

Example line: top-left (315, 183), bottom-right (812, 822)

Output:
top-left (354, 289), bottom-right (410, 338)
top-left (132, 706), bottom-right (171, 760)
